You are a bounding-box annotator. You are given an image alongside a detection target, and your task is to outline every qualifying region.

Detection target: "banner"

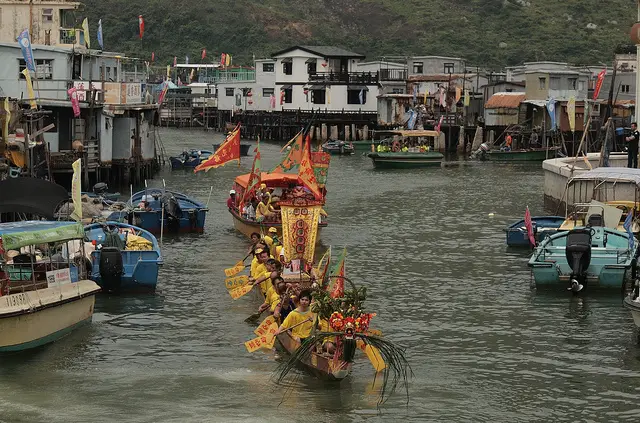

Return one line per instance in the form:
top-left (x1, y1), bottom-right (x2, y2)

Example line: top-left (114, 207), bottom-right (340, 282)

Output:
top-left (82, 18), bottom-right (90, 48)
top-left (280, 202), bottom-right (322, 266)
top-left (194, 126), bottom-right (241, 172)
top-left (201, 49), bottom-right (206, 60)
top-left (593, 69), bottom-right (606, 100)
top-left (21, 69), bottom-right (37, 109)
top-left (67, 87), bottom-right (80, 117)
top-left (241, 140), bottom-right (262, 205)
top-left (138, 15), bottom-right (144, 39)
top-left (567, 96), bottom-right (576, 133)
top-left (547, 98), bottom-right (556, 130)
top-left (328, 247), bottom-right (346, 298)
top-left (297, 135), bottom-right (322, 200)
top-left (272, 131), bottom-right (303, 172)
top-left (17, 29), bottom-right (35, 72)
top-left (524, 206), bottom-right (535, 247)
top-left (464, 89), bottom-right (470, 107)
top-left (310, 151), bottom-right (330, 188)
top-left (70, 159), bottom-right (82, 222)
top-left (97, 19), bottom-right (104, 50)
top-left (3, 97), bottom-right (10, 144)
top-left (624, 210), bottom-right (635, 251)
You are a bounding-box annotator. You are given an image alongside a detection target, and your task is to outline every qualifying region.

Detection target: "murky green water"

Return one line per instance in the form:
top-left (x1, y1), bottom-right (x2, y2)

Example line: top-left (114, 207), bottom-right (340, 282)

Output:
top-left (1, 128), bottom-right (640, 422)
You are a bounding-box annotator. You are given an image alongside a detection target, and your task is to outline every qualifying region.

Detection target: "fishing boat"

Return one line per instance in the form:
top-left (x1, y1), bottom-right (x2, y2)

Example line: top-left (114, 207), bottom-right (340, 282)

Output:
top-left (169, 149), bottom-right (213, 169)
top-left (127, 189), bottom-right (208, 234)
top-left (528, 203), bottom-right (638, 291)
top-left (504, 215), bottom-right (565, 247)
top-left (213, 143), bottom-right (251, 156)
top-left (229, 172), bottom-right (328, 239)
top-left (623, 289), bottom-right (640, 328)
top-left (368, 130), bottom-right (444, 169)
top-left (321, 140), bottom-right (355, 155)
top-left (84, 221), bottom-right (163, 293)
top-left (351, 139), bottom-right (381, 152)
top-left (0, 220), bottom-right (101, 351)
top-left (481, 147), bottom-right (560, 162)
top-left (81, 182), bottom-right (120, 202)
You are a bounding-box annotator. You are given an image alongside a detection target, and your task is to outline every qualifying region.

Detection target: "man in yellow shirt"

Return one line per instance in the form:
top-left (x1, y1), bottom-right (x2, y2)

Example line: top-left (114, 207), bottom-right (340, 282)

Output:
top-left (275, 289), bottom-right (314, 344)
top-left (251, 258), bottom-right (281, 296)
top-left (250, 247), bottom-right (270, 281)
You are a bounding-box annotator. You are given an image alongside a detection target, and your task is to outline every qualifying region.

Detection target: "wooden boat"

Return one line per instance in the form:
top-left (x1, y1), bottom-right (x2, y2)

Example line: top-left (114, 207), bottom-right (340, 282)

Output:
top-left (482, 147), bottom-right (560, 162)
top-left (276, 330), bottom-right (353, 381)
top-left (230, 172), bottom-right (328, 239)
top-left (623, 292), bottom-right (640, 328)
top-left (368, 130), bottom-right (444, 169)
top-left (0, 221), bottom-right (101, 351)
top-left (169, 149), bottom-right (213, 169)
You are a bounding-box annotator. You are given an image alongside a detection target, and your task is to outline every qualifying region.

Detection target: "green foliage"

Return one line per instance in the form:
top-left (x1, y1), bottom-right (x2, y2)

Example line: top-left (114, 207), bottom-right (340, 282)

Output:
top-left (83, 0), bottom-right (635, 68)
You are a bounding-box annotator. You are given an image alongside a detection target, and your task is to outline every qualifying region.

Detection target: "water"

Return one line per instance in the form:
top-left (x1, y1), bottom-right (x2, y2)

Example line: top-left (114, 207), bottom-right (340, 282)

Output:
top-left (2, 128), bottom-right (640, 422)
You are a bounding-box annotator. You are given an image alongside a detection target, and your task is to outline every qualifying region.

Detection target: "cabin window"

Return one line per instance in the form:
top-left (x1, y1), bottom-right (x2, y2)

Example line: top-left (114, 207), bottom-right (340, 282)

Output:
top-left (19, 59), bottom-right (53, 79)
top-left (225, 88), bottom-right (235, 96)
top-left (262, 63), bottom-right (274, 72)
top-left (347, 88), bottom-right (367, 104)
top-left (413, 62), bottom-right (423, 74)
top-left (392, 88), bottom-right (404, 94)
top-left (568, 77), bottom-right (577, 90)
top-left (262, 88), bottom-right (274, 96)
top-left (444, 63), bottom-right (455, 74)
top-left (538, 77), bottom-right (546, 89)
top-left (282, 62), bottom-right (293, 75)
top-left (42, 8), bottom-right (53, 22)
top-left (549, 77), bottom-right (560, 90)
top-left (113, 67), bottom-right (118, 81)
top-left (311, 89), bottom-right (325, 104)
top-left (622, 84), bottom-right (631, 93)
top-left (282, 88), bottom-right (292, 103)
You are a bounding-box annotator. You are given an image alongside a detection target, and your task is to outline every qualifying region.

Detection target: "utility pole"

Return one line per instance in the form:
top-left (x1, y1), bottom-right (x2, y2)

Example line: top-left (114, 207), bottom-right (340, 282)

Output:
top-left (636, 0), bottom-right (640, 124)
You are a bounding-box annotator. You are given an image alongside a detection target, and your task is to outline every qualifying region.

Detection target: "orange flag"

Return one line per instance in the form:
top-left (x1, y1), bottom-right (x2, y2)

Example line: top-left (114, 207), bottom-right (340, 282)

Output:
top-left (271, 131), bottom-right (303, 172)
top-left (194, 126), bottom-right (241, 173)
top-left (297, 135), bottom-right (322, 200)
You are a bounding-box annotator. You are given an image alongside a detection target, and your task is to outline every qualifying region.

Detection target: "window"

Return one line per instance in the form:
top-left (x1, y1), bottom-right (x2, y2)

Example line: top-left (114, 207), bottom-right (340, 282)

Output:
top-left (262, 88), bottom-right (274, 97)
top-left (578, 80), bottom-right (585, 91)
top-left (391, 88), bottom-right (404, 94)
top-left (538, 77), bottom-right (546, 90)
top-left (19, 59), bottom-right (53, 79)
top-left (241, 88), bottom-right (251, 96)
top-left (113, 66), bottom-right (118, 81)
top-left (262, 63), bottom-right (274, 72)
top-left (413, 62), bottom-right (423, 74)
top-left (282, 62), bottom-right (293, 75)
top-left (622, 84), bottom-right (631, 93)
top-left (568, 77), bottom-right (577, 90)
top-left (311, 88), bottom-right (325, 104)
top-left (42, 8), bottom-right (53, 22)
top-left (307, 61), bottom-right (316, 75)
top-left (347, 88), bottom-right (367, 104)
top-left (282, 87), bottom-right (292, 103)
top-left (549, 77), bottom-right (560, 90)
top-left (444, 63), bottom-right (455, 74)
top-left (225, 88), bottom-right (235, 96)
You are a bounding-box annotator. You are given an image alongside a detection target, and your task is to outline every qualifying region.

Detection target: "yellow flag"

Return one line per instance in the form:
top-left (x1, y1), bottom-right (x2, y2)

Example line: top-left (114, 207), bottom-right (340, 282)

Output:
top-left (455, 87), bottom-right (462, 103)
top-left (567, 96), bottom-right (576, 133)
top-left (225, 54), bottom-right (230, 67)
top-left (464, 90), bottom-right (470, 107)
top-left (21, 69), bottom-right (37, 109)
top-left (2, 97), bottom-right (10, 143)
top-left (70, 158), bottom-right (82, 222)
top-left (423, 90), bottom-right (428, 104)
top-left (166, 65), bottom-right (171, 79)
top-left (82, 18), bottom-right (90, 48)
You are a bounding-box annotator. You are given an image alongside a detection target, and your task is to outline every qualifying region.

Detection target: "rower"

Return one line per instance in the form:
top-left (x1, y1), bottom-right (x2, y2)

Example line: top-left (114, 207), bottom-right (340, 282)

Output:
top-left (250, 246), bottom-right (271, 281)
top-left (275, 289), bottom-right (314, 344)
top-left (247, 232), bottom-right (261, 253)
top-left (263, 227), bottom-right (280, 250)
top-left (258, 277), bottom-right (288, 320)
top-left (251, 258), bottom-right (281, 296)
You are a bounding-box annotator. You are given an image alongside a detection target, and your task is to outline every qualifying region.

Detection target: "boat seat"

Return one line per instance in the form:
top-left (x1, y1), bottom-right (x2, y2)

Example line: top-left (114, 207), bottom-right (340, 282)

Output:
top-left (587, 214), bottom-right (603, 227)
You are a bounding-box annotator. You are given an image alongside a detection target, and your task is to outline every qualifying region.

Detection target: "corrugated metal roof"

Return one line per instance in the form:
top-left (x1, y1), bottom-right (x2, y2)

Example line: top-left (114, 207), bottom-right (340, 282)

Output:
top-left (272, 45), bottom-right (365, 59)
top-left (407, 74), bottom-right (469, 82)
top-left (485, 92), bottom-right (526, 109)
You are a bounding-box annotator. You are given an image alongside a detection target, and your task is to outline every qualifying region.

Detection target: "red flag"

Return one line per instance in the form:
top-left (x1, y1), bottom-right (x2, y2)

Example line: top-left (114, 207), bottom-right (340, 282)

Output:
top-left (194, 126), bottom-right (241, 173)
top-left (157, 81), bottom-right (169, 107)
top-left (138, 15), bottom-right (144, 39)
top-left (151, 51), bottom-right (155, 62)
top-left (435, 115), bottom-right (444, 133)
top-left (201, 49), bottom-right (206, 60)
top-left (271, 131), bottom-right (303, 172)
top-left (524, 206), bottom-right (536, 247)
top-left (593, 69), bottom-right (606, 100)
top-left (297, 135), bottom-right (322, 200)
top-left (67, 87), bottom-right (80, 117)
top-left (241, 140), bottom-right (262, 206)
top-left (220, 53), bottom-right (226, 67)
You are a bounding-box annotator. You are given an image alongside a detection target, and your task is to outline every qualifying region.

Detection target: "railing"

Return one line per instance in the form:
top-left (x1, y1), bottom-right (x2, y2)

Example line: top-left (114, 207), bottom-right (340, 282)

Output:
top-left (308, 71), bottom-right (379, 84)
top-left (379, 69), bottom-right (407, 81)
top-left (200, 71), bottom-right (256, 84)
top-left (59, 28), bottom-right (78, 45)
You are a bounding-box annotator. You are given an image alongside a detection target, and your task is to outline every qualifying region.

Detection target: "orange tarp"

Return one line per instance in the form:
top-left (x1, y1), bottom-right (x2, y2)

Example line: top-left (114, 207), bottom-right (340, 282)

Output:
top-left (234, 172), bottom-right (299, 188)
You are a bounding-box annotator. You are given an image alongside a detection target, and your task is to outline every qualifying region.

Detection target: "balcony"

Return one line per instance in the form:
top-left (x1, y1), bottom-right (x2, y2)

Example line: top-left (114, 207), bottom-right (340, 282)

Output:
top-left (201, 70), bottom-right (256, 84)
top-left (59, 28), bottom-right (85, 46)
top-left (308, 71), bottom-right (379, 85)
top-left (379, 69), bottom-right (407, 81)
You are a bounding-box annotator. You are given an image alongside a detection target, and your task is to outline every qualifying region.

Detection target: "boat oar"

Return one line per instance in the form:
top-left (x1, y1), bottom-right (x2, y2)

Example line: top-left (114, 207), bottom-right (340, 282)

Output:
top-left (244, 308), bottom-right (266, 324)
top-left (225, 275), bottom-right (249, 290)
top-left (224, 252), bottom-right (252, 277)
top-left (229, 283), bottom-right (253, 300)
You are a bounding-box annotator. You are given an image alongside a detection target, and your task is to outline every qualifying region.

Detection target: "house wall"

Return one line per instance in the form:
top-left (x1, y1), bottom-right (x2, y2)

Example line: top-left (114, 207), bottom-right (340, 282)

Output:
top-left (601, 72), bottom-right (636, 101)
top-left (0, 1), bottom-right (81, 45)
top-left (99, 113), bottom-right (113, 163)
top-left (112, 117), bottom-right (134, 160)
top-left (485, 107), bottom-right (520, 127)
top-left (407, 57), bottom-right (465, 77)
top-left (276, 84), bottom-right (378, 112)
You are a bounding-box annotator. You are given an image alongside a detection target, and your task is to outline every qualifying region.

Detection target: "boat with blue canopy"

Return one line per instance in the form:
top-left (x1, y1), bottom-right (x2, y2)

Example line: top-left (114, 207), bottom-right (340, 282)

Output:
top-left (0, 220), bottom-right (101, 351)
top-left (84, 221), bottom-right (163, 293)
top-left (504, 215), bottom-right (565, 247)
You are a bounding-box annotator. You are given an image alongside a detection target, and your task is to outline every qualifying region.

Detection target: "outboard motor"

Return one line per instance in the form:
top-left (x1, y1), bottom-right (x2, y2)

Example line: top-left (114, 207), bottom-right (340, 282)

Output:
top-left (99, 247), bottom-right (124, 293)
top-left (565, 228), bottom-right (592, 293)
top-left (93, 182), bottom-right (109, 195)
top-left (160, 192), bottom-right (182, 232)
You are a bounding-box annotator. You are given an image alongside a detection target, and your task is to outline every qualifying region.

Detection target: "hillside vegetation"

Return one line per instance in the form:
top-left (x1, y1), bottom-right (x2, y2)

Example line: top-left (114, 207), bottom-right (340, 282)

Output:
top-left (84, 0), bottom-right (636, 68)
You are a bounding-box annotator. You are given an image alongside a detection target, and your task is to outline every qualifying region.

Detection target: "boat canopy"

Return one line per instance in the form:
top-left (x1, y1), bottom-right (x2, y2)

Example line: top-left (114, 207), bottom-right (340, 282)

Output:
top-left (381, 130), bottom-right (439, 138)
top-left (234, 172), bottom-right (299, 189)
top-left (0, 221), bottom-right (84, 250)
top-left (568, 168), bottom-right (640, 188)
top-left (0, 177), bottom-right (69, 219)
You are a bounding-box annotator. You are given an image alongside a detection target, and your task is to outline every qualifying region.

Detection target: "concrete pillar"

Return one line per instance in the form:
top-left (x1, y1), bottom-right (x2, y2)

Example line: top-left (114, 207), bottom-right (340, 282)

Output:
top-left (351, 124), bottom-right (356, 141)
top-left (363, 125), bottom-right (369, 140)
top-left (330, 125), bottom-right (338, 140)
top-left (489, 130), bottom-right (495, 145)
top-left (321, 124), bottom-right (327, 142)
top-left (344, 125), bottom-right (350, 141)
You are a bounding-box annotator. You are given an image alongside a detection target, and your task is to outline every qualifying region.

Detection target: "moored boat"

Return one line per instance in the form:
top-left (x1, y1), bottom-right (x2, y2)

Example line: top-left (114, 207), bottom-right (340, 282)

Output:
top-left (84, 221), bottom-right (163, 293)
top-left (368, 130), bottom-right (444, 169)
top-left (169, 149), bottom-right (213, 169)
top-left (321, 140), bottom-right (355, 155)
top-left (128, 189), bottom-right (208, 234)
top-left (0, 221), bottom-right (101, 351)
top-left (482, 147), bottom-right (560, 162)
top-left (368, 151), bottom-right (444, 169)
top-left (623, 290), bottom-right (640, 328)
top-left (504, 215), bottom-right (565, 247)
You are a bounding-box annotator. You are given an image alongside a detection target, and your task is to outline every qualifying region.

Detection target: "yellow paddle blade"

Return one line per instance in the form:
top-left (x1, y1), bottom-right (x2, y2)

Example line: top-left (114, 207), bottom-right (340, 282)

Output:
top-left (225, 275), bottom-right (249, 290)
top-left (357, 339), bottom-right (386, 372)
top-left (244, 327), bottom-right (277, 352)
top-left (254, 315), bottom-right (276, 336)
top-left (224, 262), bottom-right (245, 277)
top-left (229, 284), bottom-right (253, 300)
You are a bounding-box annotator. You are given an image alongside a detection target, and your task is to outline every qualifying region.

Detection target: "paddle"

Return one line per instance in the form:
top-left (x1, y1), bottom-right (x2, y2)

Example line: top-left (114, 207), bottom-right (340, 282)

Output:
top-left (244, 308), bottom-right (266, 324)
top-left (229, 283), bottom-right (253, 300)
top-left (224, 251), bottom-right (253, 277)
top-left (225, 275), bottom-right (249, 290)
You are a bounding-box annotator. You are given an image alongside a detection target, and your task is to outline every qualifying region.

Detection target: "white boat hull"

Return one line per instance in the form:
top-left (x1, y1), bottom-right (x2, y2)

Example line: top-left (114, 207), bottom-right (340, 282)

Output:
top-left (0, 280), bottom-right (101, 352)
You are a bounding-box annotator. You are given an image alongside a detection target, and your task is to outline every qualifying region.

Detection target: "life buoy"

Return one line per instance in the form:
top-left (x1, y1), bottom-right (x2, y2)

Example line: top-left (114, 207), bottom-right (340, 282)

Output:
top-left (391, 141), bottom-right (401, 152)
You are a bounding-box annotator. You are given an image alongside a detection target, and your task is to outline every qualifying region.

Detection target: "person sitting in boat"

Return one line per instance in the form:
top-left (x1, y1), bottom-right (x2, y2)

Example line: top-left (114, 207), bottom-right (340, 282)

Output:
top-left (317, 318), bottom-right (336, 356)
top-left (275, 289), bottom-right (315, 344)
top-left (256, 198), bottom-right (276, 223)
top-left (250, 258), bottom-right (282, 296)
top-left (258, 277), bottom-right (287, 318)
top-left (264, 227), bottom-right (280, 250)
top-left (247, 232), bottom-right (261, 253)
top-left (401, 143), bottom-right (409, 152)
top-left (227, 190), bottom-right (238, 211)
top-left (250, 246), bottom-right (271, 282)
top-left (242, 200), bottom-right (256, 220)
top-left (502, 134), bottom-right (513, 151)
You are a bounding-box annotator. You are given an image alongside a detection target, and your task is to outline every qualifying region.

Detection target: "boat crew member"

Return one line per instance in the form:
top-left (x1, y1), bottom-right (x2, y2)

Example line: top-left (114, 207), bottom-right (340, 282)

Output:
top-left (250, 246), bottom-right (271, 281)
top-left (242, 201), bottom-right (256, 220)
top-left (251, 258), bottom-right (281, 296)
top-left (317, 318), bottom-right (336, 355)
top-left (504, 134), bottom-right (513, 151)
top-left (275, 289), bottom-right (314, 344)
top-left (227, 190), bottom-right (237, 210)
top-left (256, 198), bottom-right (275, 223)
top-left (625, 122), bottom-right (639, 168)
top-left (264, 227), bottom-right (280, 250)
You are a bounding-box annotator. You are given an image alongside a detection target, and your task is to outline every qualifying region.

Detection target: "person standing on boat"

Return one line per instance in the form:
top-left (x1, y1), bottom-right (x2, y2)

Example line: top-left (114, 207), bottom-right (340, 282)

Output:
top-left (275, 289), bottom-right (314, 344)
top-left (625, 122), bottom-right (639, 168)
top-left (227, 190), bottom-right (238, 210)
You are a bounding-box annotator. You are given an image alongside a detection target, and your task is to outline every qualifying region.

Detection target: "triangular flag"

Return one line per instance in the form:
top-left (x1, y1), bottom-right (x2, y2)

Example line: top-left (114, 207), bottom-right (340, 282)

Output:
top-left (241, 139), bottom-right (262, 206)
top-left (271, 130), bottom-right (303, 172)
top-left (194, 125), bottom-right (241, 172)
top-left (297, 134), bottom-right (322, 200)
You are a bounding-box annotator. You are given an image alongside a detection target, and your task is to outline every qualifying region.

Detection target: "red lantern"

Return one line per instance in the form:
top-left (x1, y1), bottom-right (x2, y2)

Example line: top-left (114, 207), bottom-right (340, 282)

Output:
top-left (248, 99), bottom-right (253, 105)
top-left (247, 91), bottom-right (253, 97)
top-left (321, 62), bottom-right (327, 68)
top-left (303, 89), bottom-right (309, 95)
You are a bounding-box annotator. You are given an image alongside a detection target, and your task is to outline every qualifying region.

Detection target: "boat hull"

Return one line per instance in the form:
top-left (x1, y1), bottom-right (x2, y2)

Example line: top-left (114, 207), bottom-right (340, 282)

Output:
top-left (130, 208), bottom-right (207, 234)
top-left (276, 332), bottom-right (352, 381)
top-left (484, 148), bottom-right (558, 162)
top-left (0, 280), bottom-right (100, 352)
top-left (230, 208), bottom-right (326, 239)
top-left (504, 216), bottom-right (565, 247)
top-left (352, 140), bottom-right (380, 152)
top-left (623, 295), bottom-right (640, 328)
top-left (368, 152), bottom-right (444, 169)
